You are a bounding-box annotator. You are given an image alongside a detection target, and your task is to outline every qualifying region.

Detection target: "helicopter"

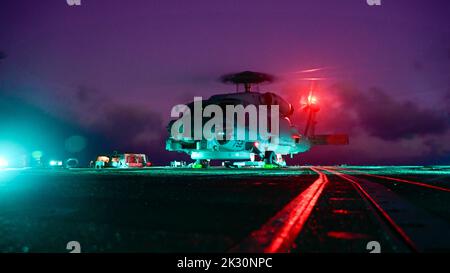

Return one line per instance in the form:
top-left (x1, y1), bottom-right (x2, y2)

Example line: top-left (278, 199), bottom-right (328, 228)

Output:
top-left (165, 71), bottom-right (348, 168)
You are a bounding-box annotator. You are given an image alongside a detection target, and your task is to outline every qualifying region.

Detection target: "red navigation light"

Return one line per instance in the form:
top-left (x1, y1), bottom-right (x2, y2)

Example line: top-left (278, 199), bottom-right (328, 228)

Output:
top-left (308, 95), bottom-right (318, 105)
top-left (254, 141), bottom-right (260, 148)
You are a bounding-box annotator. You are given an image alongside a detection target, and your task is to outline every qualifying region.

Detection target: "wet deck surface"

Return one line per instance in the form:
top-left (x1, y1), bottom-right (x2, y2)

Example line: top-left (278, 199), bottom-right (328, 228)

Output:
top-left (0, 166), bottom-right (449, 253)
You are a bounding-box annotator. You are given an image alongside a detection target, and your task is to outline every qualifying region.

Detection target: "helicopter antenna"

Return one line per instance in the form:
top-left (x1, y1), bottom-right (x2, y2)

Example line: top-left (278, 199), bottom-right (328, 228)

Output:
top-left (220, 71), bottom-right (274, 93)
top-left (301, 80), bottom-right (321, 136)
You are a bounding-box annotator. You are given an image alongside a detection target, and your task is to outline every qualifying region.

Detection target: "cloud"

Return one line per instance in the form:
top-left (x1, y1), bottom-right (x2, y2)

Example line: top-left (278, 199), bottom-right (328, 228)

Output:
top-left (75, 85), bottom-right (95, 104)
top-left (93, 104), bottom-right (164, 150)
top-left (0, 94), bottom-right (108, 163)
top-left (0, 86), bottom-right (169, 163)
top-left (70, 86), bottom-right (166, 154)
top-left (445, 91), bottom-right (450, 114)
top-left (287, 83), bottom-right (450, 165)
top-left (329, 85), bottom-right (449, 141)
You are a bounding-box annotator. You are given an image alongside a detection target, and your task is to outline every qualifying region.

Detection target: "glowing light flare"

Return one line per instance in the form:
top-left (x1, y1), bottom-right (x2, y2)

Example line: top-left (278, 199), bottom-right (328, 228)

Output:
top-left (49, 160), bottom-right (63, 166)
top-left (0, 157), bottom-right (8, 168)
top-left (32, 151), bottom-right (43, 159)
top-left (308, 94), bottom-right (318, 105)
top-left (297, 77), bottom-right (328, 81)
top-left (300, 86), bottom-right (319, 110)
top-left (307, 83), bottom-right (318, 104)
top-left (294, 66), bottom-right (334, 74)
top-left (65, 135), bottom-right (87, 153)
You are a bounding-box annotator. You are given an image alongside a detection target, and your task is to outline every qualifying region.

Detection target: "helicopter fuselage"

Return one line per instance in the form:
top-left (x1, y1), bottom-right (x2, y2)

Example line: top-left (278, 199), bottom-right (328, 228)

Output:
top-left (166, 91), bottom-right (312, 162)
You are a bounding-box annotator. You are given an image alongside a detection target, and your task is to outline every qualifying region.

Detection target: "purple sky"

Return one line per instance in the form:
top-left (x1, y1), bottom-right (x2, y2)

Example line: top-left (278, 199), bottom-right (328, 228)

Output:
top-left (1, 0), bottom-right (449, 165)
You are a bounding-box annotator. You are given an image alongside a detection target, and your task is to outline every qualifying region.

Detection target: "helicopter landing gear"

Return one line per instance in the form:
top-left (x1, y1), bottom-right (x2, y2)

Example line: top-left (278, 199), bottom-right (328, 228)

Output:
top-left (223, 161), bottom-right (235, 168)
top-left (264, 151), bottom-right (277, 165)
top-left (193, 159), bottom-right (210, 168)
top-left (263, 151), bottom-right (286, 168)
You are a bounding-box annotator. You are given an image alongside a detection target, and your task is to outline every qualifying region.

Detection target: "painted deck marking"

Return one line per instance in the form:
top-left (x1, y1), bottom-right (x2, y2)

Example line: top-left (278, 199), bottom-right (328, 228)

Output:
top-left (231, 168), bottom-right (328, 253)
top-left (332, 167), bottom-right (450, 193)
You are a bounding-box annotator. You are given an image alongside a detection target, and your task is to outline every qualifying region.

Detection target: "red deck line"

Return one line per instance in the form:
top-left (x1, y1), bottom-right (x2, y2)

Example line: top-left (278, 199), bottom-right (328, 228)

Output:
top-left (237, 168), bottom-right (328, 253)
top-left (320, 167), bottom-right (418, 252)
top-left (331, 167), bottom-right (450, 193)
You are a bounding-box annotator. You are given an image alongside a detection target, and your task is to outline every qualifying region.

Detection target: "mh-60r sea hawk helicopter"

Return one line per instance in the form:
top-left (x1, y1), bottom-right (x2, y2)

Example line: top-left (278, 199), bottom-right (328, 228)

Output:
top-left (166, 71), bottom-right (348, 168)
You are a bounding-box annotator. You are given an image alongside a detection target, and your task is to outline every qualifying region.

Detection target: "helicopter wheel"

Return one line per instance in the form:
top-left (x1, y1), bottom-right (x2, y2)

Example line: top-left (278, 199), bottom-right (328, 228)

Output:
top-left (264, 151), bottom-right (277, 165)
top-left (223, 161), bottom-right (234, 168)
top-left (200, 159), bottom-right (210, 168)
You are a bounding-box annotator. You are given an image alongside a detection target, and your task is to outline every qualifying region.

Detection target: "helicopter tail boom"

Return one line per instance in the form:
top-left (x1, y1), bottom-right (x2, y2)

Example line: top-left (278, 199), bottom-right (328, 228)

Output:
top-left (309, 134), bottom-right (349, 145)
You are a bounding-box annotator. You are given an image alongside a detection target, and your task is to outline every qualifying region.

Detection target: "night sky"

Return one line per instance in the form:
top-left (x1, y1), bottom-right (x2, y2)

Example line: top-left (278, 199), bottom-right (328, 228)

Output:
top-left (0, 0), bottom-right (449, 165)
